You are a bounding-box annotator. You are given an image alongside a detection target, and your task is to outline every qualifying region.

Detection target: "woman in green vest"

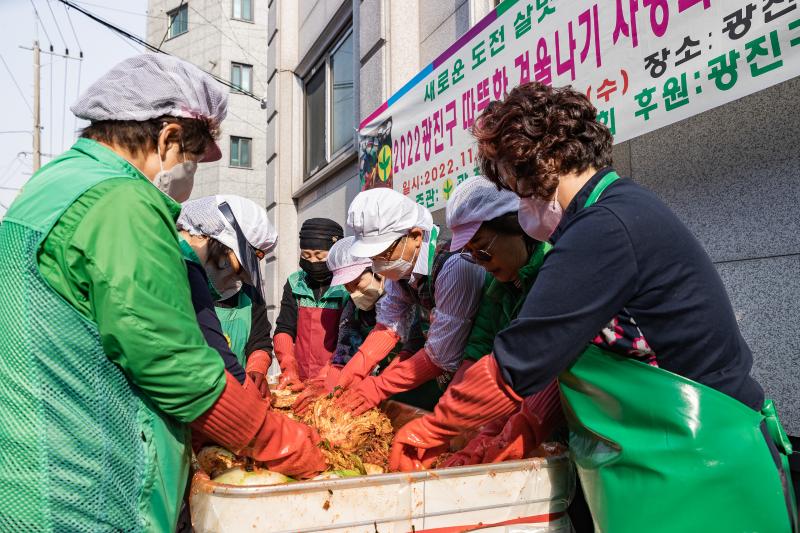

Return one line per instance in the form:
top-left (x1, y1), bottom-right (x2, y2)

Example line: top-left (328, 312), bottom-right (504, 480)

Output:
top-left (393, 82), bottom-right (797, 532)
top-left (176, 195), bottom-right (277, 399)
top-left (0, 55), bottom-right (324, 532)
top-left (273, 218), bottom-right (350, 389)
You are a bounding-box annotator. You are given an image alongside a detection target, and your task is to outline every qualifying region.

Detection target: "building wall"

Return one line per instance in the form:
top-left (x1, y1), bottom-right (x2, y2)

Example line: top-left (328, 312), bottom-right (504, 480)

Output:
top-left (146, 0), bottom-right (268, 206)
top-left (611, 78), bottom-right (800, 434)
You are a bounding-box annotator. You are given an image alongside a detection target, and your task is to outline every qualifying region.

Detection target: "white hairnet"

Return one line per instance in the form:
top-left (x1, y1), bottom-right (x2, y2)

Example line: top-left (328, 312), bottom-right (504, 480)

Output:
top-left (347, 188), bottom-right (433, 258)
top-left (445, 176), bottom-right (520, 251)
top-left (71, 54), bottom-right (228, 161)
top-left (177, 195), bottom-right (277, 268)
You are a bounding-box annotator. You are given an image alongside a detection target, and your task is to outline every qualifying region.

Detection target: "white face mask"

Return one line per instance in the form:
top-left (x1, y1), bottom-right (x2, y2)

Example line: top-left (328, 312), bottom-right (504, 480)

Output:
top-left (153, 140), bottom-right (197, 203)
top-left (518, 189), bottom-right (564, 242)
top-left (350, 273), bottom-right (385, 311)
top-left (372, 238), bottom-right (418, 281)
top-left (205, 255), bottom-right (242, 301)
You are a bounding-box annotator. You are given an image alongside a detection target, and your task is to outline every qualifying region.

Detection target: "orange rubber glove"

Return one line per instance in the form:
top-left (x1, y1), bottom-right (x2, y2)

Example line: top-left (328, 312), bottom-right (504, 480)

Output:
top-left (273, 332), bottom-right (304, 391)
top-left (438, 417), bottom-right (509, 468)
top-left (245, 349), bottom-right (272, 399)
top-left (335, 348), bottom-right (443, 416)
top-left (191, 372), bottom-right (326, 479)
top-left (440, 379), bottom-right (563, 467)
top-left (389, 355), bottom-right (522, 472)
top-left (332, 325), bottom-right (400, 391)
top-left (290, 361), bottom-right (339, 415)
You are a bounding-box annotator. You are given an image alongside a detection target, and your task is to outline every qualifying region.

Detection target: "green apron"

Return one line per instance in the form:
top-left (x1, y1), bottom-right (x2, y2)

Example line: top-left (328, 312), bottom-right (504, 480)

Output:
top-left (559, 172), bottom-right (797, 532)
top-left (0, 141), bottom-right (190, 531)
top-left (215, 293), bottom-right (253, 367)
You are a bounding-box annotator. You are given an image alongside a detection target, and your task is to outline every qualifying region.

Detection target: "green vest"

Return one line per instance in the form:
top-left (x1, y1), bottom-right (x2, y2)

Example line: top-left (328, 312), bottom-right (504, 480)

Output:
top-left (0, 140), bottom-right (189, 531)
top-left (559, 172), bottom-right (797, 532)
top-left (215, 293), bottom-right (253, 366)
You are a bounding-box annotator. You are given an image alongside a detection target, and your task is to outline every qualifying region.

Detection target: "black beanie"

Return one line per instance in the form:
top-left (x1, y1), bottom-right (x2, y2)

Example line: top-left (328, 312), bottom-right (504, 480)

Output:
top-left (299, 218), bottom-right (344, 250)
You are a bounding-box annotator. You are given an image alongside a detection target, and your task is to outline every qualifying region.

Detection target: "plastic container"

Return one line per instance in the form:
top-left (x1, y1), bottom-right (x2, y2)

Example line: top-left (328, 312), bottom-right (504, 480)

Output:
top-left (191, 455), bottom-right (574, 532)
top-left (190, 401), bottom-right (574, 532)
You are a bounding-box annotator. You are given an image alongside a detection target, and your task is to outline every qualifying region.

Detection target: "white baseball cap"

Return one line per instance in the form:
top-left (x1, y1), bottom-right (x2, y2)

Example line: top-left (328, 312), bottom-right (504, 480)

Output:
top-left (71, 53), bottom-right (228, 162)
top-left (326, 236), bottom-right (373, 286)
top-left (347, 188), bottom-right (433, 258)
top-left (445, 175), bottom-right (520, 251)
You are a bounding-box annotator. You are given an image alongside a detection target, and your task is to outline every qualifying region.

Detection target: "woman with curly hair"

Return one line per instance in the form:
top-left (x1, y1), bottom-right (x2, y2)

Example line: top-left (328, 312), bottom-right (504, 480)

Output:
top-left (391, 82), bottom-right (796, 532)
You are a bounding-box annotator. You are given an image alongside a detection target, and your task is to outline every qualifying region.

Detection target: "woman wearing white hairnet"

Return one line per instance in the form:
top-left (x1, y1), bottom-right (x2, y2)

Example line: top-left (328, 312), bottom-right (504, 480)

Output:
top-left (177, 195), bottom-right (278, 397)
top-left (0, 54), bottom-right (323, 532)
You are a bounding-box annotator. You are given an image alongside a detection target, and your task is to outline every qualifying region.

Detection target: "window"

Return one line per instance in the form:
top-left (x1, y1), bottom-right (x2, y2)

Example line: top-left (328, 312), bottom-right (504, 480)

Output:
top-left (230, 136), bottom-right (252, 168)
top-left (303, 29), bottom-right (355, 178)
top-left (232, 0), bottom-right (253, 21)
top-left (167, 4), bottom-right (188, 38)
top-left (231, 62), bottom-right (253, 93)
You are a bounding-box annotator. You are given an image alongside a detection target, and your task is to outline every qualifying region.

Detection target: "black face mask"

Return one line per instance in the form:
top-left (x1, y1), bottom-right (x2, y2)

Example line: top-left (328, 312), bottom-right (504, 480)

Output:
top-left (299, 258), bottom-right (332, 283)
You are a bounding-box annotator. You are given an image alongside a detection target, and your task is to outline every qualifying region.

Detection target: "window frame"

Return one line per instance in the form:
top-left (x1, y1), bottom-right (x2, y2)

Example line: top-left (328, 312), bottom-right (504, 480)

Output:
top-left (167, 4), bottom-right (189, 39)
top-left (231, 0), bottom-right (254, 22)
top-left (229, 136), bottom-right (253, 169)
top-left (230, 62), bottom-right (253, 94)
top-left (302, 27), bottom-right (355, 180)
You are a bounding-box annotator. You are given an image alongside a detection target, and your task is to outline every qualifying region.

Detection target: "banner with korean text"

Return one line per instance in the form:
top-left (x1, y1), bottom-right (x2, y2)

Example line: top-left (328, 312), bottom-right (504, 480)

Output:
top-left (358, 0), bottom-right (800, 212)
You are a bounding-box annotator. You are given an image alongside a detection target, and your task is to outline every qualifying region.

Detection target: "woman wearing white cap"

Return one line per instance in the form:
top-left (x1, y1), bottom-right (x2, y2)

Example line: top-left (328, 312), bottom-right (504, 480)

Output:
top-left (0, 54), bottom-right (324, 531)
top-left (388, 176), bottom-right (564, 471)
top-left (329, 188), bottom-right (486, 416)
top-left (177, 195), bottom-right (278, 397)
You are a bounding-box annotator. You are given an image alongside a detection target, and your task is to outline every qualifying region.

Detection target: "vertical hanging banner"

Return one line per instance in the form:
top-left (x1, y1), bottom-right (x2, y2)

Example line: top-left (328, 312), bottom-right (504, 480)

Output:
top-left (358, 0), bottom-right (800, 211)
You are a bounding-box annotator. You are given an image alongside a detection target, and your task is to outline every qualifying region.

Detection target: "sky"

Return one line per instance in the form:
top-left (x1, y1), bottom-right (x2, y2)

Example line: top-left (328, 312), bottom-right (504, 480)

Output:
top-left (0, 0), bottom-right (148, 217)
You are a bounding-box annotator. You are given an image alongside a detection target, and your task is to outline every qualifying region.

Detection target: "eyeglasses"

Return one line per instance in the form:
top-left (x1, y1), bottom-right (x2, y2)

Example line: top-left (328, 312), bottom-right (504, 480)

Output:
top-left (460, 234), bottom-right (497, 264)
top-left (373, 236), bottom-right (404, 260)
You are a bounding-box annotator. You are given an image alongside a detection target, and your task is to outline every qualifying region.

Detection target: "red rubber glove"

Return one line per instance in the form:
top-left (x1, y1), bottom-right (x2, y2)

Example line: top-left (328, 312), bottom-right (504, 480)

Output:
top-left (273, 332), bottom-right (304, 391)
top-left (389, 355), bottom-right (522, 472)
top-left (438, 417), bottom-right (509, 468)
top-left (191, 372), bottom-right (326, 479)
top-left (440, 380), bottom-right (563, 467)
top-left (332, 325), bottom-right (400, 391)
top-left (245, 349), bottom-right (272, 399)
top-left (482, 380), bottom-right (563, 463)
top-left (336, 348), bottom-right (443, 416)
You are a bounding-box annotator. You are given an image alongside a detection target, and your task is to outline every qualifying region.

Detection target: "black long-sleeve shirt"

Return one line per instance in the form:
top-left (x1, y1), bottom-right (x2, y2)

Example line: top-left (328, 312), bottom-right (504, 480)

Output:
top-left (273, 276), bottom-right (331, 339)
top-left (185, 260), bottom-right (247, 384)
top-left (494, 168), bottom-right (764, 409)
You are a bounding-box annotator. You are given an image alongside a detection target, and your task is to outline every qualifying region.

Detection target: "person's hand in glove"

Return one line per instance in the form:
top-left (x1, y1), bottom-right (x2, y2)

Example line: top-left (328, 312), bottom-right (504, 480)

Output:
top-left (273, 332), bottom-right (304, 391)
top-left (191, 372), bottom-right (326, 479)
top-left (482, 380), bottom-right (563, 463)
top-left (438, 416), bottom-right (509, 468)
top-left (389, 354), bottom-right (522, 472)
top-left (440, 380), bottom-right (562, 467)
top-left (335, 348), bottom-right (443, 416)
top-left (245, 349), bottom-right (272, 399)
top-left (333, 325), bottom-right (399, 391)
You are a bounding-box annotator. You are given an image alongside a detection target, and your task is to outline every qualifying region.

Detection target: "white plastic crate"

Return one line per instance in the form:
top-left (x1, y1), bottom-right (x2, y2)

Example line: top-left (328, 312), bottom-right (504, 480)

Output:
top-left (190, 455), bottom-right (574, 532)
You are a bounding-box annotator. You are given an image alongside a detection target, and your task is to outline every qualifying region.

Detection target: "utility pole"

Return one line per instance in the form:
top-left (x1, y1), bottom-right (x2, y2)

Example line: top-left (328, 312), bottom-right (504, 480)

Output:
top-left (32, 39), bottom-right (41, 172)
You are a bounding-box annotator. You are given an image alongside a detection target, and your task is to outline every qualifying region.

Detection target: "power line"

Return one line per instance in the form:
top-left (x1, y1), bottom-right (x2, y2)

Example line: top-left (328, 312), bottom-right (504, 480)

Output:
top-left (62, 2), bottom-right (84, 57)
top-left (45, 0), bottom-right (69, 54)
top-left (57, 0), bottom-right (264, 103)
top-left (158, 0), bottom-right (184, 48)
top-left (212, 2), bottom-right (268, 70)
top-left (29, 0), bottom-right (54, 50)
top-left (0, 55), bottom-right (34, 114)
